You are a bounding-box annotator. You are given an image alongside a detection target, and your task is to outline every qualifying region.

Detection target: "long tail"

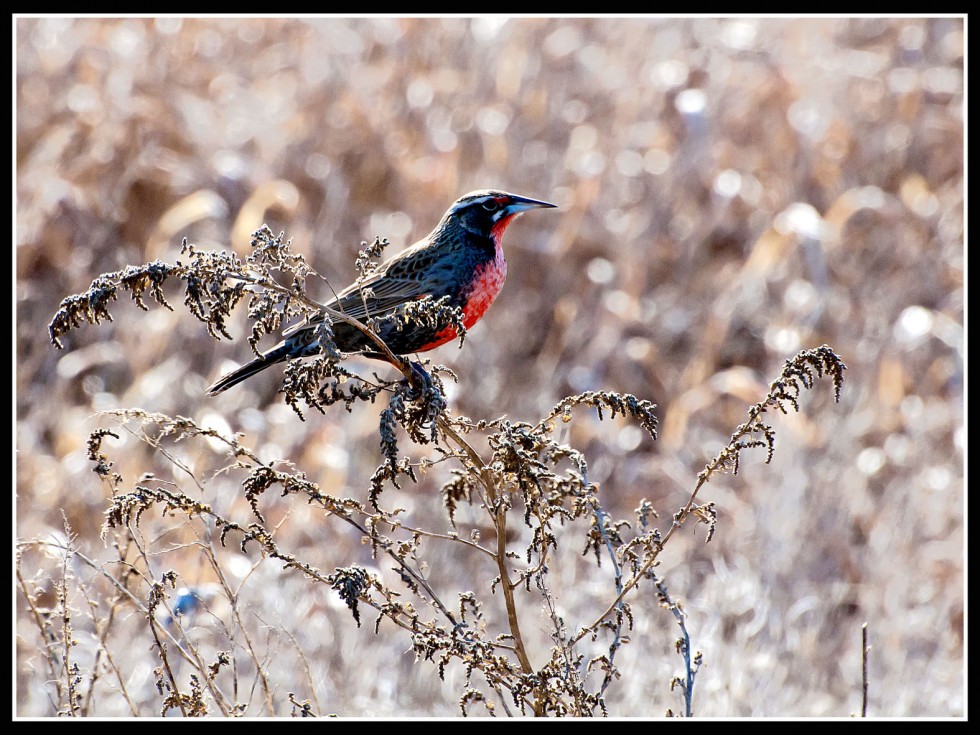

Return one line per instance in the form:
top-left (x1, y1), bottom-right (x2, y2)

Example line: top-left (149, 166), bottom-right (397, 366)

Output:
top-left (205, 343), bottom-right (293, 395)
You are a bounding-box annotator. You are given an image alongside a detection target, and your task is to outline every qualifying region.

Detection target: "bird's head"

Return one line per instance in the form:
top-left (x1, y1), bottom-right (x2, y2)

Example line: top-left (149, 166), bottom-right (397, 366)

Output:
top-left (443, 189), bottom-right (556, 240)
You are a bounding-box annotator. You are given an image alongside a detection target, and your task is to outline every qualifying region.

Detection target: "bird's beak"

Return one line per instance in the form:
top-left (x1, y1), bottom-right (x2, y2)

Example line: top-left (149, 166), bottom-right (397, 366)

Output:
top-left (504, 195), bottom-right (557, 214)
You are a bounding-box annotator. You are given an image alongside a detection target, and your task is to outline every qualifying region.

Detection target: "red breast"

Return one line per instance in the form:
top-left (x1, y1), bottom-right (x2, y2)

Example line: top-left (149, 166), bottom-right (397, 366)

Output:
top-left (415, 191), bottom-right (555, 351)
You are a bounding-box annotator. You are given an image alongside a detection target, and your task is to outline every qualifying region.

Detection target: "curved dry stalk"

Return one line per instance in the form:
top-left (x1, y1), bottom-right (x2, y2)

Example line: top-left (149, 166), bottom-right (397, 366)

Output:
top-left (434, 415), bottom-right (541, 714)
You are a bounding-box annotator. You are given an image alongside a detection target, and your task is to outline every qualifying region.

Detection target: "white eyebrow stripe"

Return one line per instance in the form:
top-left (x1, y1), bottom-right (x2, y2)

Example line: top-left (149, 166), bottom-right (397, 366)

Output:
top-left (450, 195), bottom-right (492, 214)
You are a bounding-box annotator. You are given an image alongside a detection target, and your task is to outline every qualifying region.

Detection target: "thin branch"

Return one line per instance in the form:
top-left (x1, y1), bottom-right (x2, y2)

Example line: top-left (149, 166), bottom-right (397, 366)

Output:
top-left (591, 501), bottom-right (625, 707)
top-left (655, 574), bottom-right (698, 718)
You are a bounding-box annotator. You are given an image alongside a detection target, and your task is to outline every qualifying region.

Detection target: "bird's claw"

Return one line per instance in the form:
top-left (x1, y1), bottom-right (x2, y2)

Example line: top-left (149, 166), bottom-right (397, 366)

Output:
top-left (404, 360), bottom-right (436, 398)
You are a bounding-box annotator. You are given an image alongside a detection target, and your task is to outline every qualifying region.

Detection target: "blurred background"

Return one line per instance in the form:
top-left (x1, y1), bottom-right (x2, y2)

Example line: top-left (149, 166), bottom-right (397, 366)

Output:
top-left (16, 16), bottom-right (963, 717)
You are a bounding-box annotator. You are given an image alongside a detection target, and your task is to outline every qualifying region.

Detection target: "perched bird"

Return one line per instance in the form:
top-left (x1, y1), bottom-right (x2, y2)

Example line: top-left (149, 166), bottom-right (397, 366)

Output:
top-left (206, 189), bottom-right (556, 395)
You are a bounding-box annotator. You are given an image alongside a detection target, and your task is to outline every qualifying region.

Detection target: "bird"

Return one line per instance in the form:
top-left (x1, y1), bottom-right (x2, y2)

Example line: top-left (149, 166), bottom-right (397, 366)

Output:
top-left (206, 189), bottom-right (556, 395)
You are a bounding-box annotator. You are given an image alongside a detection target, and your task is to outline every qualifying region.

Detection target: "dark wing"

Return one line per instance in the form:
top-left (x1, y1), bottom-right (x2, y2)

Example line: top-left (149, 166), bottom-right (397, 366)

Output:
top-left (281, 239), bottom-right (450, 340)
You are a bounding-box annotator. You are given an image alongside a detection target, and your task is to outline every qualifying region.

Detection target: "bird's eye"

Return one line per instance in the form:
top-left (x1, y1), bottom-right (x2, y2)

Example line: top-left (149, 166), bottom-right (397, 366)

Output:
top-left (482, 199), bottom-right (500, 212)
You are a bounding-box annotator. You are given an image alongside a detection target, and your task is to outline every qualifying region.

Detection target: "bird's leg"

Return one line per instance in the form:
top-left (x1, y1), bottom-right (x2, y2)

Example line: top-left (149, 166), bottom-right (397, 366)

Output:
top-left (363, 350), bottom-right (433, 393)
top-left (366, 350), bottom-right (437, 400)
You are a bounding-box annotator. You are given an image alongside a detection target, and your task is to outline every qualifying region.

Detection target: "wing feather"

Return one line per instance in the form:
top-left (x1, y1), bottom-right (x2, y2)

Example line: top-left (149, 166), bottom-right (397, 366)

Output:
top-left (281, 239), bottom-right (447, 339)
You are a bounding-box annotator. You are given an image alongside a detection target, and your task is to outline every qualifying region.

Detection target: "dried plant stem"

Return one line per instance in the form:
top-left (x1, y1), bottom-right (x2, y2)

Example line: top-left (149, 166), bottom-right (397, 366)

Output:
top-left (147, 611), bottom-right (189, 717)
top-left (574, 347), bottom-right (844, 646)
top-left (330, 508), bottom-right (462, 627)
top-left (574, 471), bottom-right (712, 639)
top-left (436, 415), bottom-right (542, 715)
top-left (656, 574), bottom-right (696, 717)
top-left (58, 520), bottom-right (79, 717)
top-left (199, 544), bottom-right (276, 714)
top-left (592, 502), bottom-right (625, 704)
top-left (394, 524), bottom-right (496, 560)
top-left (76, 578), bottom-right (139, 716)
top-left (16, 563), bottom-right (64, 705)
top-left (281, 628), bottom-right (323, 715)
top-left (136, 541), bottom-right (235, 717)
